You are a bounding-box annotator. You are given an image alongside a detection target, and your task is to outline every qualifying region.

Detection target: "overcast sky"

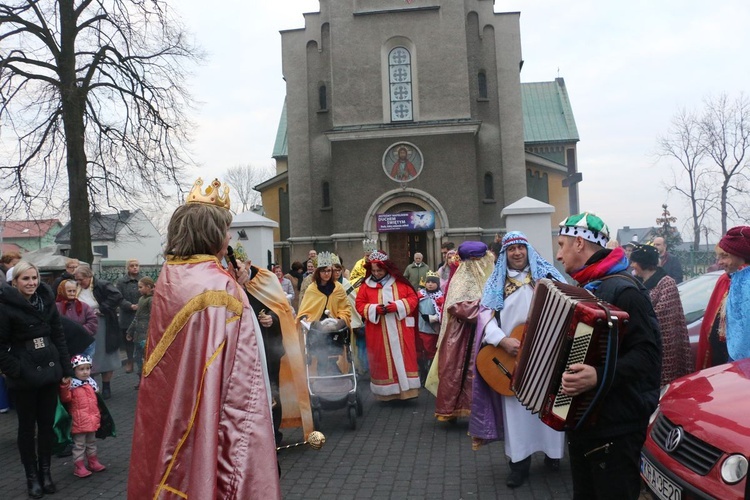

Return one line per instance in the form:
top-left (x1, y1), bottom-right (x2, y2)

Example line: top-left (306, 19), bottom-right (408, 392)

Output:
top-left (178, 0), bottom-right (750, 243)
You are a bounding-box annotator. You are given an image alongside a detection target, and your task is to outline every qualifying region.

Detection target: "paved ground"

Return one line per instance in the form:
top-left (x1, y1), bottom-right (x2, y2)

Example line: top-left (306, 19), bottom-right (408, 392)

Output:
top-left (1, 364), bottom-right (578, 499)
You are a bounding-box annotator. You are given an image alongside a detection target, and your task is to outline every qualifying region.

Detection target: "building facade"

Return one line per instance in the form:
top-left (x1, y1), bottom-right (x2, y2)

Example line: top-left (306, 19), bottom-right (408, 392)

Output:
top-left (0, 219), bottom-right (62, 253)
top-left (271, 0), bottom-right (578, 271)
top-left (55, 209), bottom-right (163, 265)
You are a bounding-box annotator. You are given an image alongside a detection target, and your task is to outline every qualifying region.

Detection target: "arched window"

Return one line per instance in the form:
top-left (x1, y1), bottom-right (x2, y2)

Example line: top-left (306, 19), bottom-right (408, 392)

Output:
top-left (478, 71), bottom-right (488, 99)
top-left (388, 47), bottom-right (413, 122)
top-left (318, 84), bottom-right (327, 110)
top-left (322, 181), bottom-right (331, 208)
top-left (484, 172), bottom-right (494, 200)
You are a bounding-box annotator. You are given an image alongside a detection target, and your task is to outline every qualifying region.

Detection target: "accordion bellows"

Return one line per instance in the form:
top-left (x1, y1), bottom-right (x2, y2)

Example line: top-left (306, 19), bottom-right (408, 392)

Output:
top-left (513, 278), bottom-right (629, 431)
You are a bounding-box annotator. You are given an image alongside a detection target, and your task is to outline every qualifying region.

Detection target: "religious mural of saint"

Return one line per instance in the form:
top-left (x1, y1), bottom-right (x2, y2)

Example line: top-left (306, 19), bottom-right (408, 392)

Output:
top-left (382, 143), bottom-right (423, 183)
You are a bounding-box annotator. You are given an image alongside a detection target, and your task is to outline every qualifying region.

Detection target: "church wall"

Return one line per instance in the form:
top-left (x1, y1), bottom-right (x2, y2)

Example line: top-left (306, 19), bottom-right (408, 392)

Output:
top-left (491, 12), bottom-right (527, 212)
top-left (328, 133), bottom-right (479, 234)
top-left (326, 2), bottom-right (471, 126)
top-left (281, 1), bottom-right (530, 258)
top-left (282, 29), bottom-right (314, 237)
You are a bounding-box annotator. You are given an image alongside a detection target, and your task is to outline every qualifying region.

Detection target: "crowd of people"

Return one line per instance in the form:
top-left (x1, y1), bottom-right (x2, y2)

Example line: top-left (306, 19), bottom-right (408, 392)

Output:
top-left (2, 179), bottom-right (750, 499)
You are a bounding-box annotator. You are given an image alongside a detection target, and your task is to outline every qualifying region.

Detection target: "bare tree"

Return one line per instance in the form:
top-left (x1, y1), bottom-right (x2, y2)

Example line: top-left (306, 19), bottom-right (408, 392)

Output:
top-left (0, 1), bottom-right (200, 263)
top-left (700, 93), bottom-right (750, 235)
top-left (658, 108), bottom-right (716, 250)
top-left (224, 164), bottom-right (275, 213)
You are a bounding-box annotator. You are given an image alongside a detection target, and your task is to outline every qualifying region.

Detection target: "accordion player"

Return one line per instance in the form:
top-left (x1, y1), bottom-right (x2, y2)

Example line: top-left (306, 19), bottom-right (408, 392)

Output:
top-left (512, 278), bottom-right (629, 432)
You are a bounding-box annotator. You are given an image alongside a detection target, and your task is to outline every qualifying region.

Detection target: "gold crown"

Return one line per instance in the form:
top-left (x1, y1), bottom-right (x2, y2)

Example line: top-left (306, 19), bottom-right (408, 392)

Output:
top-left (426, 270), bottom-right (440, 278)
top-left (187, 178), bottom-right (231, 210)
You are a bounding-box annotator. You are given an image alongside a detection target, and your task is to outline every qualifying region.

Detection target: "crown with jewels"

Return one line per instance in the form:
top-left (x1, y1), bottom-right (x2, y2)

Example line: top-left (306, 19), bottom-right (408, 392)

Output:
top-left (316, 251), bottom-right (335, 268)
top-left (362, 239), bottom-right (378, 254)
top-left (426, 270), bottom-right (440, 279)
top-left (368, 250), bottom-right (388, 262)
top-left (187, 177), bottom-right (231, 210)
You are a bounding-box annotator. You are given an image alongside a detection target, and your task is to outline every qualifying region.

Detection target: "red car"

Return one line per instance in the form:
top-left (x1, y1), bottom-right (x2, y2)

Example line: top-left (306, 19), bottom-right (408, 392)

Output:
top-left (641, 359), bottom-right (750, 500)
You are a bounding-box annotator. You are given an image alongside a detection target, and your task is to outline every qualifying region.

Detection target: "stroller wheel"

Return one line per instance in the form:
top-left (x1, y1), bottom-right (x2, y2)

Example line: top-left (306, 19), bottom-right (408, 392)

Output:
top-left (312, 409), bottom-right (322, 431)
top-left (356, 394), bottom-right (363, 417)
top-left (348, 406), bottom-right (357, 430)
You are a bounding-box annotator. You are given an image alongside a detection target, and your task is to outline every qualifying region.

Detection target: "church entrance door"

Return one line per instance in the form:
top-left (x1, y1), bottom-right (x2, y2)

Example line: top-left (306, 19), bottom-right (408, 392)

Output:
top-left (388, 232), bottom-right (428, 272)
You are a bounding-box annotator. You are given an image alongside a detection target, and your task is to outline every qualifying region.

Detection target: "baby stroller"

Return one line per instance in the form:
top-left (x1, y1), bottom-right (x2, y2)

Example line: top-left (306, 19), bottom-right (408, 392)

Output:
top-left (302, 318), bottom-right (363, 430)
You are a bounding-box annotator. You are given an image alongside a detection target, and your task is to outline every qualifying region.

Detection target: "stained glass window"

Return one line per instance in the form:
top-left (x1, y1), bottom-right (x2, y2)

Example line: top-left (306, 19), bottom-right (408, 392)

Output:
top-left (389, 47), bottom-right (413, 122)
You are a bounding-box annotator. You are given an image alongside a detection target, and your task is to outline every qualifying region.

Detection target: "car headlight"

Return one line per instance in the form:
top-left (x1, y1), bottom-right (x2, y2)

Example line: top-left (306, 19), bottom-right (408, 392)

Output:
top-left (649, 383), bottom-right (673, 425)
top-left (720, 454), bottom-right (748, 484)
top-left (659, 383), bottom-right (672, 401)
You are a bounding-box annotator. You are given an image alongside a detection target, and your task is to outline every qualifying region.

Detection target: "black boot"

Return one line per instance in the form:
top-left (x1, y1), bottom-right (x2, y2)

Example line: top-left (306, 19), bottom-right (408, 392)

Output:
top-left (23, 462), bottom-right (44, 499)
top-left (506, 456), bottom-right (531, 488)
top-left (38, 455), bottom-right (56, 494)
top-left (102, 381), bottom-right (111, 400)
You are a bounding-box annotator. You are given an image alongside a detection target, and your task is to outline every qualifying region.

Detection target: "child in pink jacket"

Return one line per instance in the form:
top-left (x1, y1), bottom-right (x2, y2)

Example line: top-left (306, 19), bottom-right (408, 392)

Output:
top-left (59, 355), bottom-right (106, 478)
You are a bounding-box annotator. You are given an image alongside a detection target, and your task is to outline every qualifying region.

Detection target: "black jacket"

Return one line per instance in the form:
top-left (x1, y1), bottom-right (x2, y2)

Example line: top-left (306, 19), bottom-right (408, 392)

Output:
top-left (116, 274), bottom-right (142, 329)
top-left (660, 252), bottom-right (683, 284)
top-left (574, 253), bottom-right (662, 439)
top-left (0, 282), bottom-right (74, 389)
top-left (92, 279), bottom-right (123, 353)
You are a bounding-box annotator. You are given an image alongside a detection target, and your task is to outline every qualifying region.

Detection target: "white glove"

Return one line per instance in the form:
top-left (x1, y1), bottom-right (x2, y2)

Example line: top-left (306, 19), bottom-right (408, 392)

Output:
top-left (428, 314), bottom-right (439, 323)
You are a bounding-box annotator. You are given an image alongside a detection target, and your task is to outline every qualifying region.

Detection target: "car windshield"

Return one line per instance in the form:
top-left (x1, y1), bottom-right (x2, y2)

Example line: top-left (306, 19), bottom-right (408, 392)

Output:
top-left (678, 272), bottom-right (722, 324)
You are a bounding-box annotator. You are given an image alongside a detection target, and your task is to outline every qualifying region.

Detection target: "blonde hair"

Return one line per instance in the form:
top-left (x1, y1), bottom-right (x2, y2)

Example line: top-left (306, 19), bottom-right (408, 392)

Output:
top-left (605, 239), bottom-right (620, 249)
top-left (74, 264), bottom-right (94, 278)
top-left (165, 203), bottom-right (232, 258)
top-left (126, 259), bottom-right (139, 266)
top-left (10, 261), bottom-right (38, 285)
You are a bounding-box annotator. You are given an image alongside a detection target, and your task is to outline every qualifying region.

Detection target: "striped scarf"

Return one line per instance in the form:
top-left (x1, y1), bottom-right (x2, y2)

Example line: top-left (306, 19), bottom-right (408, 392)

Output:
top-left (570, 247), bottom-right (629, 291)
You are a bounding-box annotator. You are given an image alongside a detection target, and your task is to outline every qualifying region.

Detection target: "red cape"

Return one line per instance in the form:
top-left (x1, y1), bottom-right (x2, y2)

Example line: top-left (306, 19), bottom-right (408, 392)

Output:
top-left (696, 272), bottom-right (730, 371)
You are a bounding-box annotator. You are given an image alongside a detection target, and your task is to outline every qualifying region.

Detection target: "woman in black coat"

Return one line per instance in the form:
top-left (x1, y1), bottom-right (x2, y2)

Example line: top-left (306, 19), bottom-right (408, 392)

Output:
top-left (0, 261), bottom-right (73, 498)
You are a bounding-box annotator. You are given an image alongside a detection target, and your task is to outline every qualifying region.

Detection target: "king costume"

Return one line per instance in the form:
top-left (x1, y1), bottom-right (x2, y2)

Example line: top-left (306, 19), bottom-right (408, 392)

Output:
top-left (470, 232), bottom-right (566, 472)
top-left (426, 242), bottom-right (494, 421)
top-left (245, 265), bottom-right (314, 441)
top-left (355, 251), bottom-right (420, 401)
top-left (128, 255), bottom-right (280, 499)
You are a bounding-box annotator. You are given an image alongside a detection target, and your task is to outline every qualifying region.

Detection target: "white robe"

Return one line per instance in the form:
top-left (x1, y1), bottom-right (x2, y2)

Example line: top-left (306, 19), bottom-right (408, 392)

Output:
top-left (483, 269), bottom-right (565, 462)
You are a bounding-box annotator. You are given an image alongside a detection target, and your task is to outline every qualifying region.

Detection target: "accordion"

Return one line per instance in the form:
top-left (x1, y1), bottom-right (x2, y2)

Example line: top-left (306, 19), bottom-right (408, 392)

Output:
top-left (512, 278), bottom-right (628, 431)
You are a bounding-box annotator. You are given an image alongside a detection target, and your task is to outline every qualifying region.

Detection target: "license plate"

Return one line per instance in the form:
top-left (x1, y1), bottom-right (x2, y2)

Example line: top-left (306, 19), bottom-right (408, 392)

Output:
top-left (641, 454), bottom-right (682, 500)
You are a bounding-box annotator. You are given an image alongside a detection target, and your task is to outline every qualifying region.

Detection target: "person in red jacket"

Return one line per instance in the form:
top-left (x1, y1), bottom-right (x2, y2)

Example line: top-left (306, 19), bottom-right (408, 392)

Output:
top-left (59, 355), bottom-right (106, 478)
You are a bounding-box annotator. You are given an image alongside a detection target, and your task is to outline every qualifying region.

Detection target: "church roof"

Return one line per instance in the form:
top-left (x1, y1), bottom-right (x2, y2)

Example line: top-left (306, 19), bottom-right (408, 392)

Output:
top-left (521, 77), bottom-right (579, 144)
top-left (272, 97), bottom-right (288, 159)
